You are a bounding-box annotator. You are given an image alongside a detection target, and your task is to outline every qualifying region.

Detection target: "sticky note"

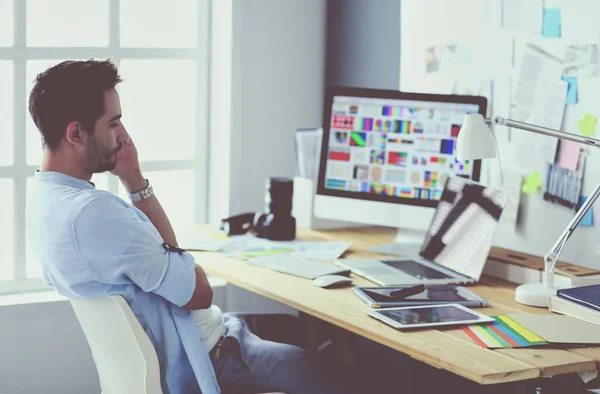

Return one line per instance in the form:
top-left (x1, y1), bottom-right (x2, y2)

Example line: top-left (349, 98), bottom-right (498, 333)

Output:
top-left (557, 140), bottom-right (581, 171)
top-left (578, 113), bottom-right (597, 137)
top-left (542, 8), bottom-right (561, 38)
top-left (578, 196), bottom-right (594, 227)
top-left (562, 76), bottom-right (578, 104)
top-left (522, 171), bottom-right (542, 195)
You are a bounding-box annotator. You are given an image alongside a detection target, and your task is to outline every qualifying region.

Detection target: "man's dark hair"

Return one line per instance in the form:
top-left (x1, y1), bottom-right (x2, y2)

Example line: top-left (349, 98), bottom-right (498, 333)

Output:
top-left (29, 59), bottom-right (122, 150)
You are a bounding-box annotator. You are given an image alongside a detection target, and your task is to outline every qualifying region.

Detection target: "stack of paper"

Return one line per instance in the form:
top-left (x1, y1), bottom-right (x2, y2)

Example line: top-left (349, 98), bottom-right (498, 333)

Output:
top-left (462, 313), bottom-right (600, 348)
top-left (219, 234), bottom-right (351, 261)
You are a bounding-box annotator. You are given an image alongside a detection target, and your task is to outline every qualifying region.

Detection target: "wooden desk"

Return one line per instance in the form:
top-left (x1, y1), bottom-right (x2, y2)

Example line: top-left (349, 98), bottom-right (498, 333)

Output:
top-left (191, 226), bottom-right (600, 387)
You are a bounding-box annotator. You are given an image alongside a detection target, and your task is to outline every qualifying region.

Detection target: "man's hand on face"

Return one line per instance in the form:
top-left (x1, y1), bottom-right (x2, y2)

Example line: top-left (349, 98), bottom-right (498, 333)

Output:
top-left (111, 136), bottom-right (147, 192)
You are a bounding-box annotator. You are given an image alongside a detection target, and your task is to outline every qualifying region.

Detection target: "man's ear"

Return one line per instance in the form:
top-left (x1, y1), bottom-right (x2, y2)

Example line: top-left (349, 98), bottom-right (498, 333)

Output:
top-left (65, 121), bottom-right (84, 147)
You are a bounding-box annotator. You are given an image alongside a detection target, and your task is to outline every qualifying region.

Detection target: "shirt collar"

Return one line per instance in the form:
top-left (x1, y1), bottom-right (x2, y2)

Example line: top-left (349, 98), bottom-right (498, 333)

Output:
top-left (35, 171), bottom-right (96, 190)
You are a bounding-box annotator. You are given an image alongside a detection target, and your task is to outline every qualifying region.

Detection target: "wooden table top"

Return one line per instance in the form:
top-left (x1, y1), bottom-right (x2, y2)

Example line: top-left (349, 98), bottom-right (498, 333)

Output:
top-left (190, 226), bottom-right (600, 385)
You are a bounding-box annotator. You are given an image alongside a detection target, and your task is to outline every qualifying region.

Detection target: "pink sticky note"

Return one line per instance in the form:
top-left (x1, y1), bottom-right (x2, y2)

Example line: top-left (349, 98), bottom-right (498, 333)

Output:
top-left (557, 140), bottom-right (581, 171)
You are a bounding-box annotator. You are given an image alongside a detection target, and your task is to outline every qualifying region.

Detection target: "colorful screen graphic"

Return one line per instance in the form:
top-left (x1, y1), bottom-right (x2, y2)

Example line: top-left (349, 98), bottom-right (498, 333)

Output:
top-left (324, 96), bottom-right (479, 202)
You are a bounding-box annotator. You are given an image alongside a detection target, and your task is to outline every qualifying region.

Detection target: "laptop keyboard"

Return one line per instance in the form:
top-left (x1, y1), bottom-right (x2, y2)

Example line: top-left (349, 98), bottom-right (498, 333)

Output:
top-left (382, 259), bottom-right (453, 280)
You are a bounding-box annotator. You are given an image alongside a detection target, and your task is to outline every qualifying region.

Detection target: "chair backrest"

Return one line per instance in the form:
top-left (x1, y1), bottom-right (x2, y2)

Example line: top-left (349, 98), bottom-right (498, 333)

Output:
top-left (70, 295), bottom-right (163, 394)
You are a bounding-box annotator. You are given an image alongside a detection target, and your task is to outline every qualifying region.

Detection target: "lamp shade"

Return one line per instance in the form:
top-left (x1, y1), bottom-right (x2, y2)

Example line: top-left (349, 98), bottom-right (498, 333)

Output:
top-left (456, 113), bottom-right (497, 160)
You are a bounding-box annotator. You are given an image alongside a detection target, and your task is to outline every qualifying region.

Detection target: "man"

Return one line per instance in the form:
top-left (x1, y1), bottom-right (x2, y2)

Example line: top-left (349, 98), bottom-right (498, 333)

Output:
top-left (27, 59), bottom-right (363, 394)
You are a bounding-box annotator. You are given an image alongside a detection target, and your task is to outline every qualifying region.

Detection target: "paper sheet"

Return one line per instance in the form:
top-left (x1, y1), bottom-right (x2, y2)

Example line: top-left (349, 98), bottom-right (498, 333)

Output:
top-left (557, 140), bottom-right (581, 171)
top-left (501, 0), bottom-right (543, 32)
top-left (521, 0), bottom-right (544, 33)
top-left (513, 44), bottom-right (564, 116)
top-left (483, 0), bottom-right (502, 31)
top-left (295, 127), bottom-right (323, 183)
top-left (220, 234), bottom-right (351, 261)
top-left (522, 171), bottom-right (542, 195)
top-left (178, 234), bottom-right (232, 252)
top-left (498, 168), bottom-right (522, 230)
top-left (541, 8), bottom-right (562, 38)
top-left (528, 77), bottom-right (568, 163)
top-left (501, 0), bottom-right (522, 30)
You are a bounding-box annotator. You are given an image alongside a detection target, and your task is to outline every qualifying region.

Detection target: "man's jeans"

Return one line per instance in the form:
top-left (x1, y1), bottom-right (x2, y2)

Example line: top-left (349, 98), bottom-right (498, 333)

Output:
top-left (210, 316), bottom-right (364, 394)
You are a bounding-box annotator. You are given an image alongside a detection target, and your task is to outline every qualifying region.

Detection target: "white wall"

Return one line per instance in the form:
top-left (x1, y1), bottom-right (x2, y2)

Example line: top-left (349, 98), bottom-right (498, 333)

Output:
top-left (400, 0), bottom-right (600, 269)
top-left (209, 0), bottom-right (328, 223)
top-left (0, 300), bottom-right (99, 394)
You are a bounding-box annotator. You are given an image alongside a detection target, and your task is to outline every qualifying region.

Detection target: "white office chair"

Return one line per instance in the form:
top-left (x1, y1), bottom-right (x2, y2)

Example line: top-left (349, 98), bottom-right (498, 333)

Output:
top-left (71, 295), bottom-right (284, 394)
top-left (70, 295), bottom-right (163, 394)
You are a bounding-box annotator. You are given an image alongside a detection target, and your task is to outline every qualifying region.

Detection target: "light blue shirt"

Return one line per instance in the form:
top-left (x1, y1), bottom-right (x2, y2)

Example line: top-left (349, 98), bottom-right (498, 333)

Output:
top-left (28, 171), bottom-right (220, 394)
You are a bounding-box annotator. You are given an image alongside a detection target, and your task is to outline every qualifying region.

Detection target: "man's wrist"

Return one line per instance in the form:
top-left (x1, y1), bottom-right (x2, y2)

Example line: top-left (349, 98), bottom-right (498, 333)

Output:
top-left (119, 171), bottom-right (147, 193)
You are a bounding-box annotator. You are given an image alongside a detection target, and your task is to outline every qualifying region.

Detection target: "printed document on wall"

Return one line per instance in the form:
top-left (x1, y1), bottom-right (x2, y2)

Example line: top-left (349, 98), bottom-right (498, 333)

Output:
top-left (513, 44), bottom-right (564, 118)
top-left (528, 78), bottom-right (568, 163)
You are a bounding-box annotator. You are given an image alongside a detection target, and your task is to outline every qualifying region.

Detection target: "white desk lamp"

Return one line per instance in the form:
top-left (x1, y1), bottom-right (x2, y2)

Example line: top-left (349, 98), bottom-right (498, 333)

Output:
top-left (457, 113), bottom-right (600, 307)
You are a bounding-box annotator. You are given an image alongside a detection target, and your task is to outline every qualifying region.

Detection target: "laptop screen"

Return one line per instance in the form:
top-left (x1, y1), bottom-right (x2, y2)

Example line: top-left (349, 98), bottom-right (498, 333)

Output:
top-left (420, 176), bottom-right (506, 281)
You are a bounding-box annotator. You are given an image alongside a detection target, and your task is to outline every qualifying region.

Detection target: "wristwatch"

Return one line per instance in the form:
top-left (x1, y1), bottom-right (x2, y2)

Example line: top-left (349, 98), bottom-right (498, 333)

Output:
top-left (129, 179), bottom-right (154, 202)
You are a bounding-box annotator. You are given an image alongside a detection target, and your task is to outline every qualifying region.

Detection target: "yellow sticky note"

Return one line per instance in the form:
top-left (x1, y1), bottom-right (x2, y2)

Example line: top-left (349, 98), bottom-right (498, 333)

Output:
top-left (522, 171), bottom-right (542, 195)
top-left (578, 113), bottom-right (597, 137)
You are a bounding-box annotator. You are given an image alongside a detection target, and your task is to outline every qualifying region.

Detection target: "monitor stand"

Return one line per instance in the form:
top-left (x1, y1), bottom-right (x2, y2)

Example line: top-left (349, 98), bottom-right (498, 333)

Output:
top-left (367, 228), bottom-right (426, 257)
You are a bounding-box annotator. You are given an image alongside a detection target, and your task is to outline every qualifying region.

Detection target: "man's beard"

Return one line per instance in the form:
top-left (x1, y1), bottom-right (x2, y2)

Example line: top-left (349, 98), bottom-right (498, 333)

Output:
top-left (85, 137), bottom-right (122, 174)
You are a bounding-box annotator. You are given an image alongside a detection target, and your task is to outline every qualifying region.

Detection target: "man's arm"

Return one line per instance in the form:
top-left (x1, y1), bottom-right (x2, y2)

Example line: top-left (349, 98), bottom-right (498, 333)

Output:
top-left (120, 172), bottom-right (178, 247)
top-left (111, 136), bottom-right (178, 246)
top-left (76, 197), bottom-right (213, 309)
top-left (182, 264), bottom-right (214, 310)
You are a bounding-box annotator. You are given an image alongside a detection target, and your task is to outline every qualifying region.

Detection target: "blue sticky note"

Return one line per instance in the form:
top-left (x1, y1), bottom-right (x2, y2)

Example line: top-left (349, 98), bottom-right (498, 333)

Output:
top-left (562, 76), bottom-right (578, 104)
top-left (578, 196), bottom-right (594, 227)
top-left (542, 8), bottom-right (561, 38)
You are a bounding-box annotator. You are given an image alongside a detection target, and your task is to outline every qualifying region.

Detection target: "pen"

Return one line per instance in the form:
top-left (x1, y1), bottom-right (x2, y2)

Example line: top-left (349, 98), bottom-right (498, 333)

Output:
top-left (389, 284), bottom-right (426, 299)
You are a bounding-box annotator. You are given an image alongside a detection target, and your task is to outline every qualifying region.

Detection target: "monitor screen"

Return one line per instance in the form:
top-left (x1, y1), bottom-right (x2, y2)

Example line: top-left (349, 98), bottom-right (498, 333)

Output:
top-left (317, 87), bottom-right (486, 208)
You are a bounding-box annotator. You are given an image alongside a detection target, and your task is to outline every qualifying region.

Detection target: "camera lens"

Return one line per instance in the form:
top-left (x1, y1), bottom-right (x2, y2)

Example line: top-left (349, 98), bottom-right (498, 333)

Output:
top-left (264, 177), bottom-right (294, 215)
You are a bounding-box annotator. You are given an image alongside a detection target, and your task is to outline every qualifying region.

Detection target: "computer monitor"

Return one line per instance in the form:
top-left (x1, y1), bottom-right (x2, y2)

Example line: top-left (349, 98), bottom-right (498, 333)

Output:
top-left (314, 86), bottom-right (486, 250)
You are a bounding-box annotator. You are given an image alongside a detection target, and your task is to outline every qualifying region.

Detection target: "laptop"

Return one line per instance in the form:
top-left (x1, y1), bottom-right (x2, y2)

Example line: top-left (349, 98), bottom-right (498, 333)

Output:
top-left (335, 176), bottom-right (506, 286)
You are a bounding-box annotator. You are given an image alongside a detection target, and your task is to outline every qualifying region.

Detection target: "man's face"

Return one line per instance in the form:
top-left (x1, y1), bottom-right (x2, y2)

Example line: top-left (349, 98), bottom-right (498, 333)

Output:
top-left (83, 89), bottom-right (127, 173)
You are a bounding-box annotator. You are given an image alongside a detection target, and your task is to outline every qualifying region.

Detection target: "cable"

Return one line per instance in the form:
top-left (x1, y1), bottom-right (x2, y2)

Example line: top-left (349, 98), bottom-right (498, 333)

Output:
top-left (490, 128), bottom-right (504, 185)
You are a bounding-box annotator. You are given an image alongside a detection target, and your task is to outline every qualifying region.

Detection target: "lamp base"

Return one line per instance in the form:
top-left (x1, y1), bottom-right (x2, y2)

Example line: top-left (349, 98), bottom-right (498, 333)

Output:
top-left (514, 282), bottom-right (558, 308)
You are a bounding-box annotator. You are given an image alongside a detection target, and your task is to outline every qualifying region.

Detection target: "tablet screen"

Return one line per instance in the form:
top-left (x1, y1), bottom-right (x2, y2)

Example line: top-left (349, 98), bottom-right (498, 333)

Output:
top-left (377, 305), bottom-right (478, 326)
top-left (363, 287), bottom-right (469, 303)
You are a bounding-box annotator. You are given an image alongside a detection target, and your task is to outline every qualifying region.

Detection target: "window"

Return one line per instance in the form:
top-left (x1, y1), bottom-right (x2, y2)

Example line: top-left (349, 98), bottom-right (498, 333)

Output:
top-left (0, 0), bottom-right (210, 294)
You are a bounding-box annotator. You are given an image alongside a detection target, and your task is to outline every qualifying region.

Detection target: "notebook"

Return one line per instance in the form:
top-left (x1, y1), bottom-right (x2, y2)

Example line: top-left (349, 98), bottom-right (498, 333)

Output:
top-left (557, 285), bottom-right (600, 313)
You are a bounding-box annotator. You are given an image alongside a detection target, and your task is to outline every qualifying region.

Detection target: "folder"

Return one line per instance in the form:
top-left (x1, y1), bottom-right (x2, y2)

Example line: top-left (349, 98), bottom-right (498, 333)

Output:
top-left (507, 314), bottom-right (600, 345)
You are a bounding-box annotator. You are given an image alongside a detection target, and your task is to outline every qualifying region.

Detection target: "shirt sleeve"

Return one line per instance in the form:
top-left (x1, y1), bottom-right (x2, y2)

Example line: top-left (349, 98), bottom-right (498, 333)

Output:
top-left (74, 196), bottom-right (196, 307)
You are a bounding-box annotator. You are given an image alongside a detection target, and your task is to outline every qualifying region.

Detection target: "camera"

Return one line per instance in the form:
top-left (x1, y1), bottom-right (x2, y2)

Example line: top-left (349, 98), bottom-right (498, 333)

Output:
top-left (220, 177), bottom-right (296, 241)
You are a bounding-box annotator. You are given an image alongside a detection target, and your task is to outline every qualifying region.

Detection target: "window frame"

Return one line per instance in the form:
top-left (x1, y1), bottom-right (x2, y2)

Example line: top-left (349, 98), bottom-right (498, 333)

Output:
top-left (0, 0), bottom-right (210, 295)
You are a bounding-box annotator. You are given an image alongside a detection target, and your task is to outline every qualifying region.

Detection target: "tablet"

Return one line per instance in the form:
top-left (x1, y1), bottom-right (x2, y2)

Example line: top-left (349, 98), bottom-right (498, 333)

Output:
top-left (353, 285), bottom-right (488, 308)
top-left (365, 303), bottom-right (494, 329)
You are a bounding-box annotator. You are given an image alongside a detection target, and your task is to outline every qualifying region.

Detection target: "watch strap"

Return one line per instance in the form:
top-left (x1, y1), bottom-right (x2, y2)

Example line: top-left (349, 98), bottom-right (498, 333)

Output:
top-left (129, 180), bottom-right (154, 202)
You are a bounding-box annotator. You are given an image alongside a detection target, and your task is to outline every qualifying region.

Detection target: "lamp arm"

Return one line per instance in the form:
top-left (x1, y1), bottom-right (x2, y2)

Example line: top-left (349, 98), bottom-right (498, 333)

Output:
top-left (542, 180), bottom-right (600, 288)
top-left (491, 116), bottom-right (600, 149)
top-left (488, 116), bottom-right (600, 290)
